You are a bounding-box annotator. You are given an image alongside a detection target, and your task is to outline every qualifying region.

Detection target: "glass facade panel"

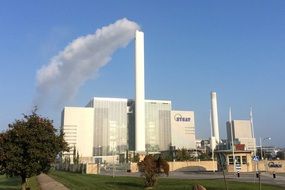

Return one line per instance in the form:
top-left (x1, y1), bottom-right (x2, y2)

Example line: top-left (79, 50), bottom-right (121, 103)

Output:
top-left (64, 98), bottom-right (174, 156)
top-left (127, 100), bottom-right (172, 152)
top-left (92, 98), bottom-right (128, 156)
top-left (145, 100), bottom-right (171, 152)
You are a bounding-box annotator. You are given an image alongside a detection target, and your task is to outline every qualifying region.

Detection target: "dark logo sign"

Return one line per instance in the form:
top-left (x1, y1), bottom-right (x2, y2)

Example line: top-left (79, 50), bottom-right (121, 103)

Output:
top-left (268, 162), bottom-right (282, 168)
top-left (174, 114), bottom-right (191, 122)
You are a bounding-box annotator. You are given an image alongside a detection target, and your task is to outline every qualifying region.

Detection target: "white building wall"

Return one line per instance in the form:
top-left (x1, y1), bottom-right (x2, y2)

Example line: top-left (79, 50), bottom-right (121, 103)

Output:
top-left (233, 120), bottom-right (252, 138)
top-left (238, 138), bottom-right (256, 151)
top-left (62, 107), bottom-right (94, 160)
top-left (171, 110), bottom-right (196, 149)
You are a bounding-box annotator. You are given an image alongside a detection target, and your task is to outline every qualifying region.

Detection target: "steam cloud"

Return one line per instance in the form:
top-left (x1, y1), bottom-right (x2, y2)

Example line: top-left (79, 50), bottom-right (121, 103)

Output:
top-left (36, 18), bottom-right (140, 108)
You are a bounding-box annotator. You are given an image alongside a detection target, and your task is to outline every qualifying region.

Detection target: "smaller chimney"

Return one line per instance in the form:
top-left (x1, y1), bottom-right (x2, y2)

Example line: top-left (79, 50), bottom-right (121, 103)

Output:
top-left (211, 91), bottom-right (220, 145)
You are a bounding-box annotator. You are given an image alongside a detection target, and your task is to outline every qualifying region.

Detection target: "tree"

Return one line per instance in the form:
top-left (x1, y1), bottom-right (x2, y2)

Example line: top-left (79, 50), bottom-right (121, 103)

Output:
top-left (0, 109), bottom-right (68, 190)
top-left (137, 155), bottom-right (169, 188)
top-left (132, 152), bottom-right (140, 162)
top-left (72, 145), bottom-right (80, 164)
top-left (198, 152), bottom-right (211, 161)
top-left (176, 148), bottom-right (190, 161)
top-left (277, 151), bottom-right (285, 160)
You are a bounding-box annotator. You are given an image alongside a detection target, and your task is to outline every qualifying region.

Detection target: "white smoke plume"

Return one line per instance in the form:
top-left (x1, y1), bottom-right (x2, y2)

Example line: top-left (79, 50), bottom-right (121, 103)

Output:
top-left (35, 18), bottom-right (140, 108)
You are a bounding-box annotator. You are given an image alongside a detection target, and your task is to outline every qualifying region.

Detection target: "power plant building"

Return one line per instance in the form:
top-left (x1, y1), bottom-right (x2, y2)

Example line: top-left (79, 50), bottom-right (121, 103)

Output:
top-left (61, 30), bottom-right (197, 161)
top-left (61, 97), bottom-right (196, 160)
top-left (226, 120), bottom-right (256, 151)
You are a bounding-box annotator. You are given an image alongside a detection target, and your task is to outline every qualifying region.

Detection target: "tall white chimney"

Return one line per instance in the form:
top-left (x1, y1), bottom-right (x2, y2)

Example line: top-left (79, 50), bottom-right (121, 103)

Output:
top-left (211, 91), bottom-right (220, 145)
top-left (135, 30), bottom-right (145, 152)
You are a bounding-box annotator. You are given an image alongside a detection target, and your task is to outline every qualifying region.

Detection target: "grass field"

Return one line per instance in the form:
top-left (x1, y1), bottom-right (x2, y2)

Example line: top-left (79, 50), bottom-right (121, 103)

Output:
top-left (0, 175), bottom-right (39, 190)
top-left (49, 171), bottom-right (284, 190)
top-left (0, 175), bottom-right (20, 190)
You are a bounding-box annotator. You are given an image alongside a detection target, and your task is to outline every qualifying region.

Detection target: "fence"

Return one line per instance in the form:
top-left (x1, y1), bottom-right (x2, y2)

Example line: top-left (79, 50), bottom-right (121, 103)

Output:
top-left (55, 163), bottom-right (87, 174)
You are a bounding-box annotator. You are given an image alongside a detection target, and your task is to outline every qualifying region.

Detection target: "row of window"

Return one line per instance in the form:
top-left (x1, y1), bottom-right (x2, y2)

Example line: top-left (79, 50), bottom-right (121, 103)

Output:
top-left (228, 156), bottom-right (247, 164)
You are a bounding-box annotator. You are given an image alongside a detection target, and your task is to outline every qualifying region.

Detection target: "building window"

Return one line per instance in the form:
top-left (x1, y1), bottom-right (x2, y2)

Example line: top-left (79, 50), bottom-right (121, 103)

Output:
top-left (229, 155), bottom-right (243, 164)
top-left (229, 156), bottom-right (234, 164)
top-left (242, 156), bottom-right (247, 164)
top-left (236, 156), bottom-right (241, 164)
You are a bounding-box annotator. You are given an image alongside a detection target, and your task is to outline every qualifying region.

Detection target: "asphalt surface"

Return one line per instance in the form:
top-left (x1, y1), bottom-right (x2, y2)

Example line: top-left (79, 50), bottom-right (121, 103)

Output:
top-left (170, 171), bottom-right (285, 187)
top-left (100, 169), bottom-right (285, 187)
top-left (36, 170), bottom-right (285, 189)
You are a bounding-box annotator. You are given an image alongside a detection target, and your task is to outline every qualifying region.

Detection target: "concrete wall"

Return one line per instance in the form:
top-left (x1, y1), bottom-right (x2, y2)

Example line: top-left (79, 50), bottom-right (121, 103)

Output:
top-left (256, 160), bottom-right (285, 173)
top-left (168, 161), bottom-right (217, 171)
top-left (129, 160), bottom-right (217, 172)
top-left (227, 163), bottom-right (251, 173)
top-left (129, 162), bottom-right (139, 172)
top-left (86, 163), bottom-right (99, 174)
top-left (226, 156), bottom-right (285, 173)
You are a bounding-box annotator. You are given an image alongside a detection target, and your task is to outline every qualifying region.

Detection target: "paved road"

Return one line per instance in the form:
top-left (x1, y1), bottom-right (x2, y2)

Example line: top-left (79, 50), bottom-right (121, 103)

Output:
top-left (169, 171), bottom-right (285, 187)
top-left (37, 169), bottom-right (285, 189)
top-left (37, 173), bottom-right (69, 190)
top-left (100, 169), bottom-right (285, 187)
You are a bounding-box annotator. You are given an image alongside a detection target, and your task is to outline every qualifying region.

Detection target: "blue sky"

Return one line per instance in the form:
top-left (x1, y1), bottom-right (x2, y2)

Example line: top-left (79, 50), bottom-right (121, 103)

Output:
top-left (1, 1), bottom-right (284, 147)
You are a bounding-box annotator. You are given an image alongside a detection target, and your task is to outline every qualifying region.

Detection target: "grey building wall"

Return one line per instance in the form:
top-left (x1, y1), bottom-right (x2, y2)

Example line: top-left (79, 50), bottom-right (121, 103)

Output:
top-left (145, 100), bottom-right (172, 152)
top-left (127, 99), bottom-right (172, 152)
top-left (62, 97), bottom-right (178, 156)
top-left (88, 98), bottom-right (128, 156)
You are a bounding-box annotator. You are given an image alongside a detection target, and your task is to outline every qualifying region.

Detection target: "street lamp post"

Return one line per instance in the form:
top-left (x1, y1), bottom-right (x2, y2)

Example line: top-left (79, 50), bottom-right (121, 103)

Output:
top-left (260, 137), bottom-right (271, 160)
top-left (229, 107), bottom-right (236, 173)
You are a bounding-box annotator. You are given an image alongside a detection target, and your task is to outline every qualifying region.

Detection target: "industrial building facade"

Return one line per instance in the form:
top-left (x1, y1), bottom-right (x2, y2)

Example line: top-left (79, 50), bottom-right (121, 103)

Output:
top-left (171, 111), bottom-right (196, 149)
top-left (60, 28), bottom-right (256, 166)
top-left (61, 30), bottom-right (197, 162)
top-left (61, 97), bottom-right (196, 160)
top-left (226, 120), bottom-right (256, 151)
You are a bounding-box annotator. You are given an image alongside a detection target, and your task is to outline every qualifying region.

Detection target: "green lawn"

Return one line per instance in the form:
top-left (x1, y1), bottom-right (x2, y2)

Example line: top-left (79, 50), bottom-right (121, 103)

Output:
top-left (49, 171), bottom-right (284, 190)
top-left (0, 175), bottom-right (39, 190)
top-left (0, 175), bottom-right (20, 190)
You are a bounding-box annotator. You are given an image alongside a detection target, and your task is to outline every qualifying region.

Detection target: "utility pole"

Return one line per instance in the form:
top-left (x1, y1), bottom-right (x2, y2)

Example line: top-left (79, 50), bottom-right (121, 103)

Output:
top-left (260, 137), bottom-right (271, 160)
top-left (250, 107), bottom-right (256, 156)
top-left (250, 107), bottom-right (258, 182)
